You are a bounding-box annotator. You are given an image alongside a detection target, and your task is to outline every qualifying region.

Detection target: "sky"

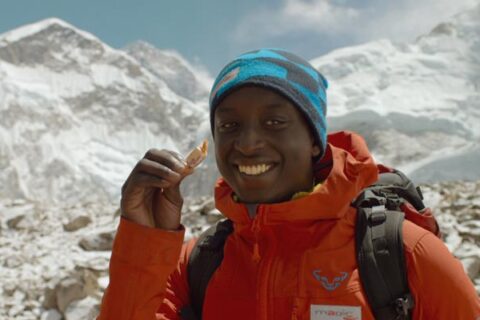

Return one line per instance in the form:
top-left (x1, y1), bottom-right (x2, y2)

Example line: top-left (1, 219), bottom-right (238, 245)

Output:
top-left (0, 0), bottom-right (478, 75)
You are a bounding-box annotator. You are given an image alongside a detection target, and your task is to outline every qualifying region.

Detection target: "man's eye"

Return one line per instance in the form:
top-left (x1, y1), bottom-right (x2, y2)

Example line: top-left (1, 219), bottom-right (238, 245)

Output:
top-left (219, 122), bottom-right (237, 130)
top-left (265, 119), bottom-right (283, 126)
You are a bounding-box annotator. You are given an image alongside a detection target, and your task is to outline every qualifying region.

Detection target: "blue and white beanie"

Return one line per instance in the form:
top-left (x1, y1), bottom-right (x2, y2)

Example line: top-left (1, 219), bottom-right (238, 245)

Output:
top-left (209, 48), bottom-right (329, 158)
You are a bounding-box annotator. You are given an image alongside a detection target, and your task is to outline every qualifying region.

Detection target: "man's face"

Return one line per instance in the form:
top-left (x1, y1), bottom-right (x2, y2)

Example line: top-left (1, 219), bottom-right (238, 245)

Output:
top-left (214, 86), bottom-right (321, 204)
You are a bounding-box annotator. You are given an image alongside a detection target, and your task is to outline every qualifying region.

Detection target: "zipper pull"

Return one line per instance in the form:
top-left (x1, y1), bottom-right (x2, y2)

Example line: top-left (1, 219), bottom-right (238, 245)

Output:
top-left (291, 311), bottom-right (298, 320)
top-left (291, 300), bottom-right (299, 320)
top-left (252, 243), bottom-right (261, 262)
top-left (251, 217), bottom-right (261, 262)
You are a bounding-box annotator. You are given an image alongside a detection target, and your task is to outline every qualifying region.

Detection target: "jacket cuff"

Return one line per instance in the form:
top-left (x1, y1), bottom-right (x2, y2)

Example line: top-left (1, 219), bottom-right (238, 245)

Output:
top-left (112, 217), bottom-right (185, 267)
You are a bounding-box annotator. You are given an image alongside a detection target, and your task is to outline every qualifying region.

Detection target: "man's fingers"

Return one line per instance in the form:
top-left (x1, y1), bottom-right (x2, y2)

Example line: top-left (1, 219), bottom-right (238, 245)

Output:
top-left (143, 149), bottom-right (187, 174)
top-left (127, 172), bottom-right (173, 190)
top-left (122, 149), bottom-right (190, 197)
top-left (134, 158), bottom-right (182, 182)
top-left (121, 175), bottom-right (131, 195)
top-left (164, 150), bottom-right (187, 166)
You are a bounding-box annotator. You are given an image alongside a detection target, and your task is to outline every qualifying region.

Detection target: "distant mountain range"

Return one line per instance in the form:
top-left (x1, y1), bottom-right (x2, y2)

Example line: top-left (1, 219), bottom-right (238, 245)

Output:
top-left (1, 5), bottom-right (479, 204)
top-left (312, 3), bottom-right (480, 182)
top-left (0, 18), bottom-right (213, 204)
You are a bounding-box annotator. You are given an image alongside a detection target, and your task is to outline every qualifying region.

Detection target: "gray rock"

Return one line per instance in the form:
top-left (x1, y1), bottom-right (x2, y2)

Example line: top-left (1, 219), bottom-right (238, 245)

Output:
top-left (41, 309), bottom-right (62, 320)
top-left (64, 296), bottom-right (100, 320)
top-left (76, 256), bottom-right (109, 272)
top-left (3, 282), bottom-right (17, 296)
top-left (462, 256), bottom-right (480, 280)
top-left (199, 198), bottom-right (215, 215)
top-left (79, 229), bottom-right (115, 251)
top-left (53, 268), bottom-right (99, 314)
top-left (4, 255), bottom-right (23, 268)
top-left (206, 209), bottom-right (223, 223)
top-left (7, 214), bottom-right (25, 229)
top-left (42, 282), bottom-right (58, 309)
top-left (55, 277), bottom-right (87, 313)
top-left (63, 215), bottom-right (92, 232)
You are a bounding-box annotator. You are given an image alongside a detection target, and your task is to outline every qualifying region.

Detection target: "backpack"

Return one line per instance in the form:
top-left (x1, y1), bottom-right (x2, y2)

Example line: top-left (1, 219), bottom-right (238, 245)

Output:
top-left (180, 169), bottom-right (441, 320)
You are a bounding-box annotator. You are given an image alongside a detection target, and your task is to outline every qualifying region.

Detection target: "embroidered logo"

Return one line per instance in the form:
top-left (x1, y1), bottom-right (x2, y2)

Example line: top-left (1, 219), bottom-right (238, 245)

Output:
top-left (312, 270), bottom-right (349, 291)
top-left (311, 304), bottom-right (361, 320)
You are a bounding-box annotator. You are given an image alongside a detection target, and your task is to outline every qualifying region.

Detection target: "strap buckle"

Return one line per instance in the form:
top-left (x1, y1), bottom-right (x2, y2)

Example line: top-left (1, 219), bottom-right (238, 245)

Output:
top-left (369, 205), bottom-right (387, 225)
top-left (395, 294), bottom-right (414, 318)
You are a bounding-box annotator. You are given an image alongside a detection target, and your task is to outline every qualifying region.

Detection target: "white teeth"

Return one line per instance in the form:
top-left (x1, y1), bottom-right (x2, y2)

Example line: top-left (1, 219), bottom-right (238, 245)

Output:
top-left (238, 164), bottom-right (272, 175)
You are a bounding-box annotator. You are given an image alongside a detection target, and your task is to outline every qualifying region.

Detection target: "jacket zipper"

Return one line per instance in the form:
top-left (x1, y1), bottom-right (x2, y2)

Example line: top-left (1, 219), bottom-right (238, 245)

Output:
top-left (251, 215), bottom-right (262, 262)
top-left (291, 301), bottom-right (299, 320)
top-left (252, 206), bottom-right (276, 320)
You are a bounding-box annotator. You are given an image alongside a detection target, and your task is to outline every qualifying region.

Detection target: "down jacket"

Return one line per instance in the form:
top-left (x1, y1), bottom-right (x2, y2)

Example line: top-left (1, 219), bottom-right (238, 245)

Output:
top-left (98, 131), bottom-right (480, 319)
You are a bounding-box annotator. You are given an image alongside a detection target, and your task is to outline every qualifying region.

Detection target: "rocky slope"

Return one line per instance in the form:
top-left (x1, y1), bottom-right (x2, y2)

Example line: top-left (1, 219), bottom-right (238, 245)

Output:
top-left (0, 180), bottom-right (479, 319)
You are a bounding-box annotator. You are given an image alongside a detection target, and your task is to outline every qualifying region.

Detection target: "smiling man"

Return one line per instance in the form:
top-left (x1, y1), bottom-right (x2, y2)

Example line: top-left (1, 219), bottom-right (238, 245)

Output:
top-left (98, 49), bottom-right (480, 319)
top-left (214, 86), bottom-right (321, 205)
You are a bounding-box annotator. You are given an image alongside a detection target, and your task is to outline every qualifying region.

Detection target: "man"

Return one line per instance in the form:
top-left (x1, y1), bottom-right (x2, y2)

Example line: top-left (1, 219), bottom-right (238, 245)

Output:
top-left (98, 49), bottom-right (480, 319)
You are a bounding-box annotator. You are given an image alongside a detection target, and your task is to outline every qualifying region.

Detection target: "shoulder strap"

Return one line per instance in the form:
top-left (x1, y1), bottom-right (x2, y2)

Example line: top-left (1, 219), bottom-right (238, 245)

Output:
top-left (354, 170), bottom-right (421, 320)
top-left (180, 219), bottom-right (234, 320)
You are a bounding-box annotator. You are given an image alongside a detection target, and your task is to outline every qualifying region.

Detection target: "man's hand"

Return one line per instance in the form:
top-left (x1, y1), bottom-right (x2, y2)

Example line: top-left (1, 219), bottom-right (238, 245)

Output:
top-left (120, 149), bottom-right (190, 230)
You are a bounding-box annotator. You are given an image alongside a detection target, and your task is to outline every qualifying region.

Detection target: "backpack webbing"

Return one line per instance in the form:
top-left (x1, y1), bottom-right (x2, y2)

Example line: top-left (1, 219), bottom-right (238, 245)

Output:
top-left (180, 219), bottom-right (233, 320)
top-left (355, 204), bottom-right (413, 319)
top-left (354, 170), bottom-right (425, 319)
top-left (182, 170), bottom-right (428, 320)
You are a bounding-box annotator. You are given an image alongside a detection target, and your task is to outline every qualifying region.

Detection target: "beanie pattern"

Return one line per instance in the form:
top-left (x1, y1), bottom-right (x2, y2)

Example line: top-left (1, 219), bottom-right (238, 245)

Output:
top-left (209, 48), bottom-right (329, 157)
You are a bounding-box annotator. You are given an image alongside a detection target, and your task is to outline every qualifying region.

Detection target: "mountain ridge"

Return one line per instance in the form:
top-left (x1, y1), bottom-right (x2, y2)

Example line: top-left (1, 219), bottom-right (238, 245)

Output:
top-left (311, 3), bottom-right (480, 181)
top-left (1, 7), bottom-right (479, 204)
top-left (0, 17), bottom-right (213, 204)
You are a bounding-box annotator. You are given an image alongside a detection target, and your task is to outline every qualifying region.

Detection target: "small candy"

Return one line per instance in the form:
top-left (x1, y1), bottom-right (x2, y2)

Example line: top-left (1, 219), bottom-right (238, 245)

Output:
top-left (186, 139), bottom-right (208, 169)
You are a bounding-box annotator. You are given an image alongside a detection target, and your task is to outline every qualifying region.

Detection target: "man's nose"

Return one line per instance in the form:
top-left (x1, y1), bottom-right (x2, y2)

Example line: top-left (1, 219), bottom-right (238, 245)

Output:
top-left (234, 125), bottom-right (265, 155)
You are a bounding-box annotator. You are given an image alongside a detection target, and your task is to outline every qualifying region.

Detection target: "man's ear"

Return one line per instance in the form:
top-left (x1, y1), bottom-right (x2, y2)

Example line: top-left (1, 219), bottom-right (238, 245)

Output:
top-left (311, 144), bottom-right (321, 157)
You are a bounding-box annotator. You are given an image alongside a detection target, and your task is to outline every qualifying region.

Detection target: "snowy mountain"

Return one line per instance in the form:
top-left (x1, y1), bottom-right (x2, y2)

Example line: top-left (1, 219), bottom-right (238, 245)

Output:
top-left (312, 3), bottom-right (480, 183)
top-left (0, 18), bottom-right (213, 205)
top-left (124, 41), bottom-right (212, 102)
top-left (1, 5), bottom-right (480, 205)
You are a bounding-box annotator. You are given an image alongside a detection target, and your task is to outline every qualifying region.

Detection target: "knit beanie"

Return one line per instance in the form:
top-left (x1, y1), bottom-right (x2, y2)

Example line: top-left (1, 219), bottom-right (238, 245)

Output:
top-left (209, 48), bottom-right (329, 159)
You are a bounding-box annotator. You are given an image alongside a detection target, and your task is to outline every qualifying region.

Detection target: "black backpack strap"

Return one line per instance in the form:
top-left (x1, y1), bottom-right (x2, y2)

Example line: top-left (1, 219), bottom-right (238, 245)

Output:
top-left (180, 219), bottom-right (234, 320)
top-left (354, 171), bottom-right (419, 320)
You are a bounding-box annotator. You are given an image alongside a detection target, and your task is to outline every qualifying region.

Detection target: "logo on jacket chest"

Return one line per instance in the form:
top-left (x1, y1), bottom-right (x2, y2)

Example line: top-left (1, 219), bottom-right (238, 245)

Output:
top-left (312, 270), bottom-right (349, 291)
top-left (311, 304), bottom-right (361, 320)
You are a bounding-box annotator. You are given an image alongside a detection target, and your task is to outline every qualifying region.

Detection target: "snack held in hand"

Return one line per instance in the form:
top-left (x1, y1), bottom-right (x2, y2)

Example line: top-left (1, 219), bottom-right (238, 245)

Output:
top-left (186, 139), bottom-right (208, 168)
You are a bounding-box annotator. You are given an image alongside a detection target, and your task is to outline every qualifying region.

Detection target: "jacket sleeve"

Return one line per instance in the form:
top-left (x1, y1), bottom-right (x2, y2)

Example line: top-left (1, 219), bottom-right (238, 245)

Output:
top-left (404, 222), bottom-right (480, 319)
top-left (97, 217), bottom-right (191, 319)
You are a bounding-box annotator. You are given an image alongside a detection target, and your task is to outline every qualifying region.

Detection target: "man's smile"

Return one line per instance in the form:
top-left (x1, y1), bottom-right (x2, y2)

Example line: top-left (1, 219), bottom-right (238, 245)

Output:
top-left (237, 163), bottom-right (274, 176)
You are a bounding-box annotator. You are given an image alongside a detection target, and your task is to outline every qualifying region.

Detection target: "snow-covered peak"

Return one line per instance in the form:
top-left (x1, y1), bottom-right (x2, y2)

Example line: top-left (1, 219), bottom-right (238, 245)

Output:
top-left (311, 2), bottom-right (480, 122)
top-left (0, 17), bottom-right (105, 48)
top-left (0, 17), bottom-right (113, 69)
top-left (124, 41), bottom-right (212, 101)
top-left (416, 3), bottom-right (480, 58)
top-left (127, 41), bottom-right (194, 73)
top-left (424, 3), bottom-right (480, 39)
top-left (0, 18), bottom-right (71, 42)
top-left (0, 19), bottom-right (213, 205)
top-left (310, 5), bottom-right (480, 182)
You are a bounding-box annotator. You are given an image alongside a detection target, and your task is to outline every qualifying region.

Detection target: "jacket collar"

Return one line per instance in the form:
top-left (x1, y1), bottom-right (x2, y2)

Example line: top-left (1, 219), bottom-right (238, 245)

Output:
top-left (214, 131), bottom-right (378, 225)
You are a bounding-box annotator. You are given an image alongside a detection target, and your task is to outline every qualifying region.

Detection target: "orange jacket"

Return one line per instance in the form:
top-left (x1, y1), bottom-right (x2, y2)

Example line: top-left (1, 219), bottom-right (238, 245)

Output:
top-left (98, 131), bottom-right (480, 320)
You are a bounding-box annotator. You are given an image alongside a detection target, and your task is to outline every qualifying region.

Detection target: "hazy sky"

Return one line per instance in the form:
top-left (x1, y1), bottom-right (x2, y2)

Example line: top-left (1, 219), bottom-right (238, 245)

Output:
top-left (0, 0), bottom-right (477, 74)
